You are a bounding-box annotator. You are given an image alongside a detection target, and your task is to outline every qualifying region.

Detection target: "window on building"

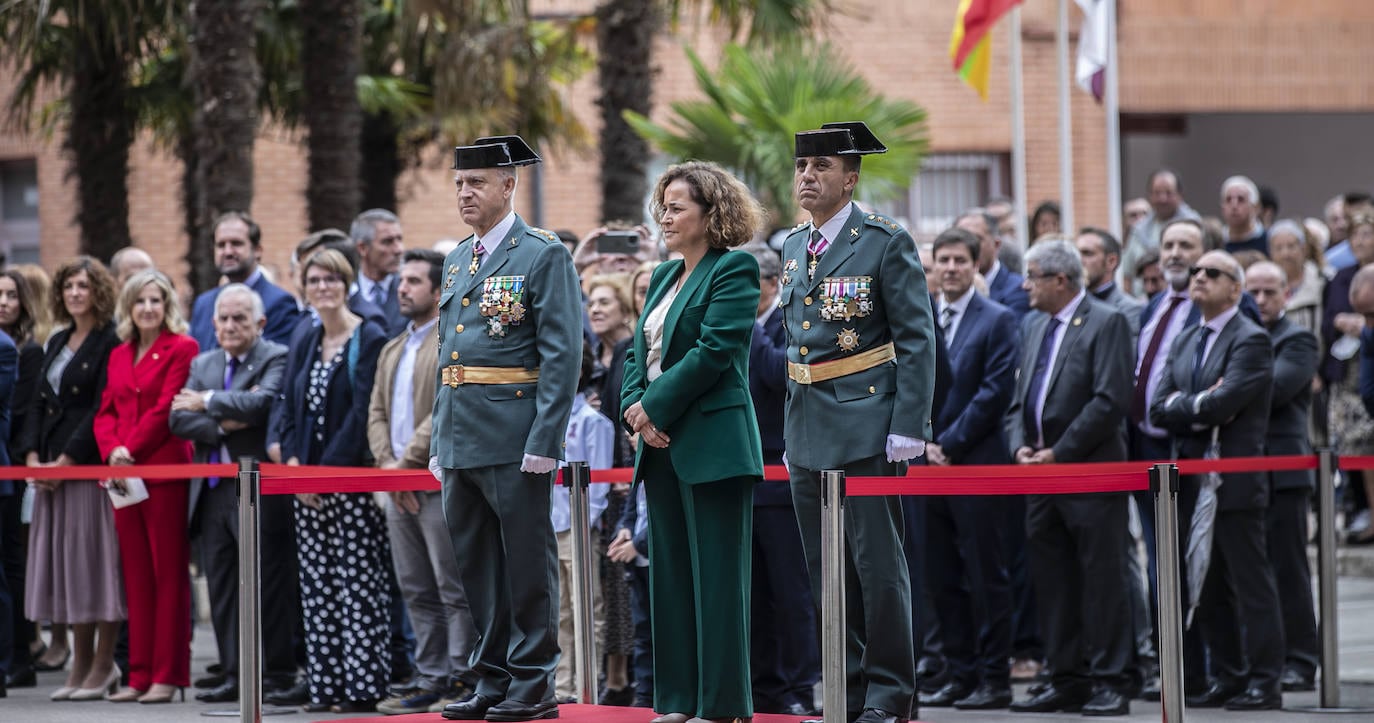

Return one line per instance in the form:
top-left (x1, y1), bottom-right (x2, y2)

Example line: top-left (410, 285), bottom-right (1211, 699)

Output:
top-left (0, 159), bottom-right (39, 266)
top-left (871, 152), bottom-right (1010, 236)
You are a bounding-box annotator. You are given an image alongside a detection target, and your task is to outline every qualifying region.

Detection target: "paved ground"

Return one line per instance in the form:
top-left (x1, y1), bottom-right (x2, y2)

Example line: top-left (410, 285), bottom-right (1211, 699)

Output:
top-left (7, 576), bottom-right (1374, 722)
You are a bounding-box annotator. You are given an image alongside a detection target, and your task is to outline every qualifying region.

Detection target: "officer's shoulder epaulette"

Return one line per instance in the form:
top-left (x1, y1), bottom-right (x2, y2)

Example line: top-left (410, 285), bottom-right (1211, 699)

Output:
top-left (524, 225), bottom-right (561, 245)
top-left (862, 213), bottom-right (903, 235)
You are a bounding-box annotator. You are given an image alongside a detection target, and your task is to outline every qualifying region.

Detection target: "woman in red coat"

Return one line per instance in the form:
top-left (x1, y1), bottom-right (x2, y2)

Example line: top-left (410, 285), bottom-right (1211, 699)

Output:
top-left (93, 269), bottom-right (198, 703)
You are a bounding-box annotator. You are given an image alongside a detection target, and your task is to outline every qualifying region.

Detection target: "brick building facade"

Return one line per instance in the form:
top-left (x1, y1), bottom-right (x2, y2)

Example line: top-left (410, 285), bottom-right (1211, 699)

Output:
top-left (2, 0), bottom-right (1372, 292)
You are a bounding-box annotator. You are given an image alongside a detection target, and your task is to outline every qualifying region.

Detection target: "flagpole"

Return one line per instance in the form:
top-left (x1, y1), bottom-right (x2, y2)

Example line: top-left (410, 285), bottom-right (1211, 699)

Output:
top-left (1105, 0), bottom-right (1122, 241)
top-left (1010, 6), bottom-right (1029, 257)
top-left (1056, 0), bottom-right (1075, 234)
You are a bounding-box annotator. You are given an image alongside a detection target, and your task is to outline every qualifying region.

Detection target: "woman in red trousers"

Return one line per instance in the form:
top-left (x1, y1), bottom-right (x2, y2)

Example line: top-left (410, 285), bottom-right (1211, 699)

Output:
top-left (93, 269), bottom-right (198, 703)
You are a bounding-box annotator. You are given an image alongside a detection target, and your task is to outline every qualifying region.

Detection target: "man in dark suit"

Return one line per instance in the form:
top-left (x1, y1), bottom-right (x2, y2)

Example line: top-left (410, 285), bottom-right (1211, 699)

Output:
top-left (745, 245), bottom-right (818, 717)
top-left (1150, 250), bottom-right (1283, 711)
top-left (169, 284), bottom-right (292, 702)
top-left (957, 210), bottom-right (1028, 319)
top-left (189, 211), bottom-right (302, 350)
top-left (1077, 227), bottom-right (1144, 336)
top-left (1246, 261), bottom-right (1321, 692)
top-left (920, 227), bottom-right (1018, 710)
top-left (1005, 239), bottom-right (1135, 716)
top-left (351, 208), bottom-right (408, 337)
top-left (783, 122), bottom-right (937, 723)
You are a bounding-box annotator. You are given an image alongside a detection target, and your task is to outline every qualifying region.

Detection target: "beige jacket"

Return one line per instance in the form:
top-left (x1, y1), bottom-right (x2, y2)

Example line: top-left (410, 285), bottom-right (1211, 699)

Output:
top-left (367, 321), bottom-right (438, 468)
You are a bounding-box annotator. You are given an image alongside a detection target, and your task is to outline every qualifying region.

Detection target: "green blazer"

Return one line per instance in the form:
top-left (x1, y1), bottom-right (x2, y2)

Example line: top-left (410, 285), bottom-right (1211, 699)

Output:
top-left (779, 203), bottom-right (936, 470)
top-left (430, 213), bottom-right (582, 469)
top-left (621, 248), bottom-right (764, 485)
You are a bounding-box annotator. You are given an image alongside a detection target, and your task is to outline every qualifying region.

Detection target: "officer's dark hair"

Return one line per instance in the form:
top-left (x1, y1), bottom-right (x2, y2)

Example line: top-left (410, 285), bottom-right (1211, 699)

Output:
top-left (213, 211), bottom-right (262, 248)
top-left (932, 227), bottom-right (980, 263)
top-left (1078, 226), bottom-right (1121, 259)
top-left (402, 248), bottom-right (445, 290)
top-left (841, 155), bottom-right (861, 174)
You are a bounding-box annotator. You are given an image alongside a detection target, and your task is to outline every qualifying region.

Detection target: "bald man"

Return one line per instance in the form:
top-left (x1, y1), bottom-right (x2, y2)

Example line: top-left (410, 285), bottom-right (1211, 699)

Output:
top-left (110, 247), bottom-right (155, 288)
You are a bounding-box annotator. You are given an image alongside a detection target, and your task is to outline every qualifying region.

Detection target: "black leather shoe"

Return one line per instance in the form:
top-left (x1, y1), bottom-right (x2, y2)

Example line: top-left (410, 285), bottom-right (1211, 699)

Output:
top-left (484, 697), bottom-right (558, 721)
top-left (442, 693), bottom-right (501, 720)
top-left (195, 679), bottom-right (239, 703)
top-left (1138, 675), bottom-right (1161, 701)
top-left (1281, 668), bottom-right (1315, 692)
top-left (919, 680), bottom-right (970, 707)
top-left (194, 672), bottom-right (226, 689)
top-left (265, 680), bottom-right (310, 706)
top-left (780, 702), bottom-right (814, 717)
top-left (1185, 681), bottom-right (1243, 708)
top-left (853, 708), bottom-right (906, 723)
top-left (953, 683), bottom-right (1012, 710)
top-left (1224, 687), bottom-right (1282, 711)
top-left (1082, 688), bottom-right (1129, 716)
top-left (599, 685), bottom-right (634, 706)
top-left (1009, 684), bottom-right (1090, 713)
top-left (916, 656), bottom-right (948, 694)
top-left (5, 664), bottom-right (36, 688)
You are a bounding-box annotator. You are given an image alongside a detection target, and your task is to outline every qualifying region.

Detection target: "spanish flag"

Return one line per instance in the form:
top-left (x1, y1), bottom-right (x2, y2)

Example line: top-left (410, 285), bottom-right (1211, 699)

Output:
top-left (950, 0), bottom-right (1023, 99)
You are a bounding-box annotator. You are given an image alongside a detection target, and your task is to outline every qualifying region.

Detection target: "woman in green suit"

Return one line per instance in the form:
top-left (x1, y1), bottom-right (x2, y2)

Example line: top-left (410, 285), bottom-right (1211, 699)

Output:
top-left (620, 161), bottom-right (765, 723)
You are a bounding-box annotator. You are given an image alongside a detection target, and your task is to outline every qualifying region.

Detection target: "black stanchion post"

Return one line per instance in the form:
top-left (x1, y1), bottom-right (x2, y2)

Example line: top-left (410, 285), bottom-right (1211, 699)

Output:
top-left (1151, 463), bottom-right (1184, 723)
top-left (821, 470), bottom-right (846, 723)
top-left (237, 457), bottom-right (261, 723)
top-left (1318, 448), bottom-right (1340, 708)
top-left (567, 462), bottom-right (598, 705)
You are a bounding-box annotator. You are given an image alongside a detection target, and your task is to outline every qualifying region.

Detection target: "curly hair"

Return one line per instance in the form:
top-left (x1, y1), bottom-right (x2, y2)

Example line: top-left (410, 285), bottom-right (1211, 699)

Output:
top-left (650, 161), bottom-right (766, 250)
top-left (116, 269), bottom-right (188, 341)
top-left (51, 256), bottom-right (117, 330)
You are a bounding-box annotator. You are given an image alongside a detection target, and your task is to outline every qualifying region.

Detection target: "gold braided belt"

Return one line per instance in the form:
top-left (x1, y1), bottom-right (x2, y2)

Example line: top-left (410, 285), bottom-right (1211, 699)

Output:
top-left (441, 365), bottom-right (540, 388)
top-left (786, 342), bottom-right (895, 385)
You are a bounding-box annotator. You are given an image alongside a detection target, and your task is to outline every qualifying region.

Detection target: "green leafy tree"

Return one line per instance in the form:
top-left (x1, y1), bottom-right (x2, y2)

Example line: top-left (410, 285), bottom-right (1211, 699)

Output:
top-left (625, 42), bottom-right (928, 223)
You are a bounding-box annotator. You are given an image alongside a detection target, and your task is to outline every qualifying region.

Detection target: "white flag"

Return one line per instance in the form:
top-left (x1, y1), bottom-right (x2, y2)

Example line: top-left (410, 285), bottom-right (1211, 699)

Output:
top-left (1074, 0), bottom-right (1109, 101)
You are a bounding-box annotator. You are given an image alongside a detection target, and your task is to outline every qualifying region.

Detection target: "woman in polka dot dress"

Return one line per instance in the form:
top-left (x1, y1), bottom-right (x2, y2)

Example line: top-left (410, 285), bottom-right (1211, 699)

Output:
top-left (278, 249), bottom-right (392, 713)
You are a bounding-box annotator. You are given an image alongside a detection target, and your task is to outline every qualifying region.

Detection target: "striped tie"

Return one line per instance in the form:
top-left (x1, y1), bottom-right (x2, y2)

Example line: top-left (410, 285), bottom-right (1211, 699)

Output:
top-left (807, 229), bottom-right (828, 280)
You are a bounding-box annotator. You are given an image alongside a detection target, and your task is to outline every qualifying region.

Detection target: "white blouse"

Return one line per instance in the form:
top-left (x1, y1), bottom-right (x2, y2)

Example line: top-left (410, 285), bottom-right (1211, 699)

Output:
top-left (642, 280), bottom-right (681, 383)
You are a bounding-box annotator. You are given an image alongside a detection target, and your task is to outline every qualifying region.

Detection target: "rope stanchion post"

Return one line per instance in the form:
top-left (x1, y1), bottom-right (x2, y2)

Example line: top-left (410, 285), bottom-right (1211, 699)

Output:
top-left (1318, 448), bottom-right (1340, 707)
top-left (820, 469), bottom-right (846, 723)
top-left (1152, 463), bottom-right (1184, 723)
top-left (237, 457), bottom-right (262, 723)
top-left (567, 462), bottom-right (598, 705)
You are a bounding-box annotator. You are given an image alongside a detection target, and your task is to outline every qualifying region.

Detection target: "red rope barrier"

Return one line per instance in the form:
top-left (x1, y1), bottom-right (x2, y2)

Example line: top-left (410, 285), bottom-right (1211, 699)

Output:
top-left (1339, 455), bottom-right (1374, 471)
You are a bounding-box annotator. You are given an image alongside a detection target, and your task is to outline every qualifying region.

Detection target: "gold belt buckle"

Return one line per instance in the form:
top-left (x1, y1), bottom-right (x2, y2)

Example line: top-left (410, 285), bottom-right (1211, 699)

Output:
top-left (443, 365), bottom-right (465, 388)
top-left (791, 361), bottom-right (812, 385)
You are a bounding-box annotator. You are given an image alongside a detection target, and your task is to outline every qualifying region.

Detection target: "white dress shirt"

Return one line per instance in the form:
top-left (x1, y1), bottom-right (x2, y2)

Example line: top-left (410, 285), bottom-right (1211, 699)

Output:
top-left (1033, 290), bottom-right (1087, 447)
top-left (389, 317), bottom-right (437, 460)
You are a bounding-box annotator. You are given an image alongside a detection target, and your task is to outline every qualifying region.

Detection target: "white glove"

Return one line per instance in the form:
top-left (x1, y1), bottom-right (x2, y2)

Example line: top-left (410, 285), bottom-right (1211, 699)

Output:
top-left (520, 453), bottom-right (558, 475)
top-left (885, 434), bottom-right (925, 463)
top-left (781, 450), bottom-right (789, 474)
top-left (428, 455), bottom-right (443, 482)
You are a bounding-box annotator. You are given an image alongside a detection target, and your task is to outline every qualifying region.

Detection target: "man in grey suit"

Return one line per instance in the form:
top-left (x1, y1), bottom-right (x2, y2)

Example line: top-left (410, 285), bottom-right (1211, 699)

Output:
top-left (430, 135), bottom-right (582, 723)
top-left (1004, 240), bottom-right (1135, 716)
top-left (1246, 261), bottom-right (1321, 692)
top-left (1077, 228), bottom-right (1143, 336)
top-left (169, 284), bottom-right (292, 703)
top-left (782, 121), bottom-right (936, 723)
top-left (352, 208), bottom-right (408, 337)
top-left (1149, 250), bottom-right (1283, 711)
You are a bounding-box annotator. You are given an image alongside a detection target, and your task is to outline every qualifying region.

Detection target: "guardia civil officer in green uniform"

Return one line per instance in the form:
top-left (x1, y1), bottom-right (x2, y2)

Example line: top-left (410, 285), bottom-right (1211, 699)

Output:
top-left (429, 135), bottom-right (582, 723)
top-left (782, 122), bottom-right (936, 723)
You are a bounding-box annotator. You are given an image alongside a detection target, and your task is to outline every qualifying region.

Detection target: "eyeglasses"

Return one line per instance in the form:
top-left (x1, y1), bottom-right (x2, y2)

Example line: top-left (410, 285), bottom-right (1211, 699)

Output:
top-left (304, 274), bottom-right (344, 287)
top-left (1188, 265), bottom-right (1237, 282)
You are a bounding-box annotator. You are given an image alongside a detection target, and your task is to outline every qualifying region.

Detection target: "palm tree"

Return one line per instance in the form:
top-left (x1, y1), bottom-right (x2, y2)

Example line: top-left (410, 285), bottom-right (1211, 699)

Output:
top-left (187, 0), bottom-right (261, 292)
top-left (300, 0), bottom-right (363, 231)
top-left (625, 43), bottom-right (928, 223)
top-left (1, 0), bottom-right (172, 263)
top-left (594, 0), bottom-right (829, 225)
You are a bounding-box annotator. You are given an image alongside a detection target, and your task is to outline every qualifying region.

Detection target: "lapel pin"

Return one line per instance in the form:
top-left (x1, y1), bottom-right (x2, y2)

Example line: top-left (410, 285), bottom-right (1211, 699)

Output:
top-left (1072, 317), bottom-right (1082, 327)
top-left (850, 228), bottom-right (859, 237)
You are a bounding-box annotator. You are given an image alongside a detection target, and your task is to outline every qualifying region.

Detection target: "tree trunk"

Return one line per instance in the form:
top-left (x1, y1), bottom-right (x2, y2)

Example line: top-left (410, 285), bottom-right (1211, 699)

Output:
top-left (595, 0), bottom-right (657, 226)
top-left (359, 110), bottom-right (400, 213)
top-left (66, 11), bottom-right (133, 264)
top-left (178, 129), bottom-right (204, 288)
top-left (187, 0), bottom-right (261, 294)
top-left (301, 0), bottom-right (363, 231)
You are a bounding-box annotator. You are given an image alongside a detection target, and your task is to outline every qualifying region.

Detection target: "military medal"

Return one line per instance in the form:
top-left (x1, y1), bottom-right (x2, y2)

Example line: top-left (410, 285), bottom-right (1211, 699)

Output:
top-left (468, 251), bottom-right (481, 275)
top-left (818, 276), bottom-right (873, 322)
top-left (479, 275), bottom-right (527, 338)
top-left (837, 328), bottom-right (860, 352)
top-left (488, 317), bottom-right (506, 338)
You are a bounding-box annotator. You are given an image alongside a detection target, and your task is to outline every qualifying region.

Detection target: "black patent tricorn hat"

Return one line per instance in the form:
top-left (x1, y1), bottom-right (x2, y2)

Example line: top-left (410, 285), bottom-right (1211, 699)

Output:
top-left (452, 134), bottom-right (542, 170)
top-left (794, 121), bottom-right (887, 158)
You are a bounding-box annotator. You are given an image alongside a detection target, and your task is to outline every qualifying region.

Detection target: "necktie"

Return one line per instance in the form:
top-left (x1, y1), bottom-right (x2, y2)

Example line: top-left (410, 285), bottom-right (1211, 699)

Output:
top-left (940, 306), bottom-right (957, 342)
top-left (1192, 326), bottom-right (1213, 392)
top-left (807, 229), bottom-right (828, 280)
top-left (1023, 317), bottom-right (1062, 448)
top-left (371, 280), bottom-right (387, 308)
top-left (208, 357), bottom-right (241, 488)
top-left (1130, 295), bottom-right (1185, 424)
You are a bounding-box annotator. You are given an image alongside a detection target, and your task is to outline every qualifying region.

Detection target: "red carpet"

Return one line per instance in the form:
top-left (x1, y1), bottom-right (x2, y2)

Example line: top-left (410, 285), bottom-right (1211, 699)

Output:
top-left (322, 703), bottom-right (814, 722)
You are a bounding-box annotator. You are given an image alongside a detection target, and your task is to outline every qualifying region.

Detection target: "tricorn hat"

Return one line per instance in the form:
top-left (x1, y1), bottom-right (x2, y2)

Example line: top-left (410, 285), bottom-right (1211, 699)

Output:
top-left (452, 134), bottom-right (542, 170)
top-left (794, 121), bottom-right (887, 159)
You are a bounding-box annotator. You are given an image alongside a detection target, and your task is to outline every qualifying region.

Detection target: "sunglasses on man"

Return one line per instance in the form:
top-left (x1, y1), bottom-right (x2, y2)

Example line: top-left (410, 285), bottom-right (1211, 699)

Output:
top-left (1188, 265), bottom-right (1237, 282)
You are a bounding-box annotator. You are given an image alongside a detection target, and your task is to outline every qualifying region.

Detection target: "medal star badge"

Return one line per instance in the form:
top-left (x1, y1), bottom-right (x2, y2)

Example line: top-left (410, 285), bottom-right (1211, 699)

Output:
top-left (487, 317), bottom-right (506, 338)
top-left (837, 328), bottom-right (860, 352)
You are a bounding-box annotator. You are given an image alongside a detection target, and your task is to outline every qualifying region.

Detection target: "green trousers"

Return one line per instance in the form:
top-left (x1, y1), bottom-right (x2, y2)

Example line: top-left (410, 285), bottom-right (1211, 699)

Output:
top-left (641, 447), bottom-right (755, 719)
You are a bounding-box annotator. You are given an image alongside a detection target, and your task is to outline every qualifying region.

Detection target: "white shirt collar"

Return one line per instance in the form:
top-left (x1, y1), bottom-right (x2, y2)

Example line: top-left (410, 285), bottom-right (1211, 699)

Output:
top-left (812, 201), bottom-right (855, 246)
top-left (1202, 303), bottom-right (1240, 336)
top-left (985, 258), bottom-right (1003, 286)
top-left (941, 285), bottom-right (976, 315)
top-left (408, 316), bottom-right (437, 342)
top-left (475, 210), bottom-right (519, 257)
top-left (1054, 289), bottom-right (1088, 326)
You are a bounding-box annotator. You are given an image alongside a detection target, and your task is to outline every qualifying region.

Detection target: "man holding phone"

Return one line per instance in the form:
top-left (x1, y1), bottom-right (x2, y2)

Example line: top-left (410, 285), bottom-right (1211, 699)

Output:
top-left (572, 226), bottom-right (653, 276)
